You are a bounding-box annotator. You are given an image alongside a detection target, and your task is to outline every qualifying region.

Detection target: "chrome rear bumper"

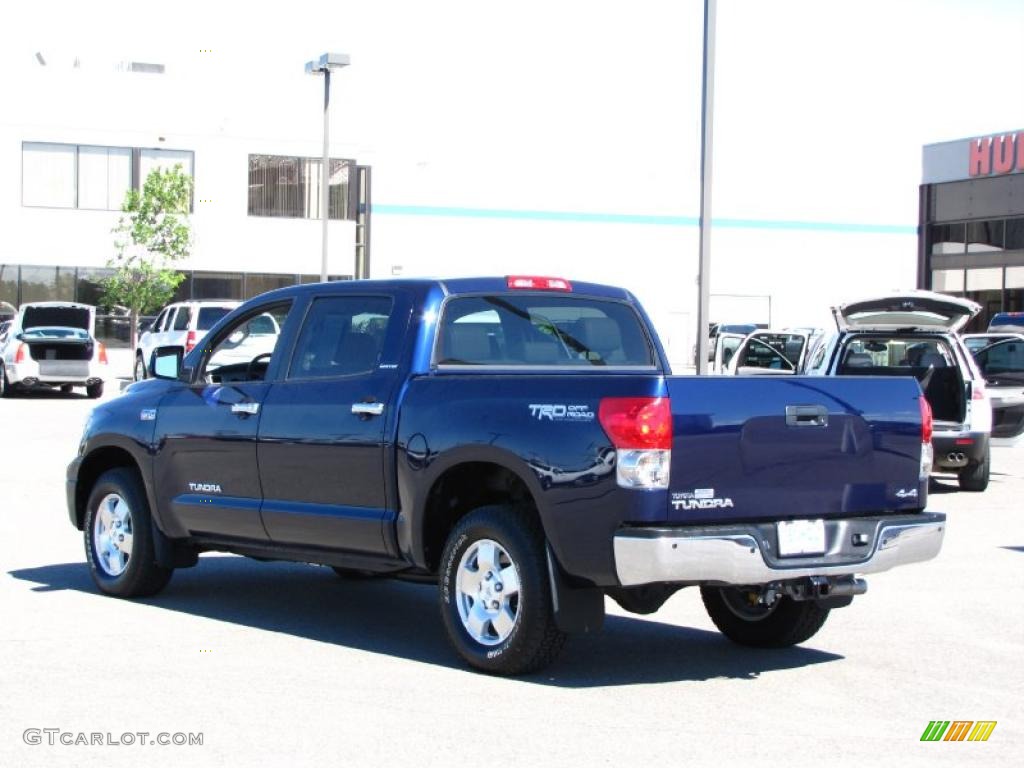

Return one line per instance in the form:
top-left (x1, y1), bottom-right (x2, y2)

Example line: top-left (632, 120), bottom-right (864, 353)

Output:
top-left (613, 512), bottom-right (945, 587)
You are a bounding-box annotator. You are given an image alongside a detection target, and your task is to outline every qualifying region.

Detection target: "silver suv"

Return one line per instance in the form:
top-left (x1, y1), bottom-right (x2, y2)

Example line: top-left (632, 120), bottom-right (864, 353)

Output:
top-left (134, 301), bottom-right (239, 380)
top-left (803, 291), bottom-right (992, 491)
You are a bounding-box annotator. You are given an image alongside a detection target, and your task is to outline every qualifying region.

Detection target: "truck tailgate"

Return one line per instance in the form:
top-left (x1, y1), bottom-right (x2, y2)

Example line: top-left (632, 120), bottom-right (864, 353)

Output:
top-left (665, 376), bottom-right (926, 524)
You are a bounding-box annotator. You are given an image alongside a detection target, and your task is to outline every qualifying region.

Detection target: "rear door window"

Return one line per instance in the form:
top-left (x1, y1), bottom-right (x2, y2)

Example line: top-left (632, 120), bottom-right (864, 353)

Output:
top-left (436, 295), bottom-right (655, 368)
top-left (173, 307), bottom-right (190, 331)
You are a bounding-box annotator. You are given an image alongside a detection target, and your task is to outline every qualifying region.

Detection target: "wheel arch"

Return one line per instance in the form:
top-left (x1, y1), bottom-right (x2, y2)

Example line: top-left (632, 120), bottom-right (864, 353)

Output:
top-left (74, 440), bottom-right (151, 530)
top-left (409, 446), bottom-right (548, 575)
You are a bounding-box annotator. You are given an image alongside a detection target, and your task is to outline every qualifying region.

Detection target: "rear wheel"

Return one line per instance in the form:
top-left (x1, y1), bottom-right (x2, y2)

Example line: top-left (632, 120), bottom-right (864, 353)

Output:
top-left (60, 384), bottom-right (74, 394)
top-left (958, 450), bottom-right (990, 492)
top-left (439, 505), bottom-right (565, 675)
top-left (134, 353), bottom-right (147, 381)
top-left (86, 381), bottom-right (104, 399)
top-left (701, 586), bottom-right (830, 648)
top-left (0, 365), bottom-right (9, 398)
top-left (84, 468), bottom-right (173, 597)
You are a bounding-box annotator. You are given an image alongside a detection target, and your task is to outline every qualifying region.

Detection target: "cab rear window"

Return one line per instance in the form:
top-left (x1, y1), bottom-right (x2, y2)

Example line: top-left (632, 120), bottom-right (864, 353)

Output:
top-left (436, 295), bottom-right (655, 368)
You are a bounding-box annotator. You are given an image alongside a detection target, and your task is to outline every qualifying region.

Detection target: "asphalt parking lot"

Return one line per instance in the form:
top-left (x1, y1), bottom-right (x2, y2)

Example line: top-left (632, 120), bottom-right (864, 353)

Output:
top-left (1, 387), bottom-right (1021, 767)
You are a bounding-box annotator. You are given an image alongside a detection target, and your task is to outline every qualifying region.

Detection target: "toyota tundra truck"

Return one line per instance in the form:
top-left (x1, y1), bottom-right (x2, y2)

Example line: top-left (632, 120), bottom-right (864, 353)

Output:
top-left (66, 277), bottom-right (944, 675)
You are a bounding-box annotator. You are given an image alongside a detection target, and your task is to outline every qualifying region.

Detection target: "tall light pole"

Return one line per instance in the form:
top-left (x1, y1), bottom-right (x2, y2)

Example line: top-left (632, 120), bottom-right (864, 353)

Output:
top-left (695, 0), bottom-right (716, 374)
top-left (305, 52), bottom-right (350, 282)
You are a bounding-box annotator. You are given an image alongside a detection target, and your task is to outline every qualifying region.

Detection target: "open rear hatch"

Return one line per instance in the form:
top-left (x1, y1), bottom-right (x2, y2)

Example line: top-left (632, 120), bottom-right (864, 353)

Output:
top-left (834, 291), bottom-right (979, 333)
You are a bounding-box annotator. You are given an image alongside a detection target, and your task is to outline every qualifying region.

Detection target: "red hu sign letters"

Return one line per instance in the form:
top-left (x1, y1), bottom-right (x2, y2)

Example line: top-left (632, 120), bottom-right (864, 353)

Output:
top-left (969, 132), bottom-right (1024, 177)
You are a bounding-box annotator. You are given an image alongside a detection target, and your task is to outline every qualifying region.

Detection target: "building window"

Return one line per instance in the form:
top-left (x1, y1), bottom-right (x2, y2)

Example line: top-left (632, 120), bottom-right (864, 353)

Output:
top-left (192, 271), bottom-right (243, 300)
top-left (929, 222), bottom-right (966, 255)
top-left (22, 143), bottom-right (77, 208)
top-left (244, 273), bottom-right (297, 299)
top-left (78, 146), bottom-right (132, 210)
top-left (966, 220), bottom-right (1004, 252)
top-left (248, 154), bottom-right (354, 220)
top-left (1005, 218), bottom-right (1024, 251)
top-left (932, 268), bottom-right (965, 293)
top-left (22, 142), bottom-right (194, 211)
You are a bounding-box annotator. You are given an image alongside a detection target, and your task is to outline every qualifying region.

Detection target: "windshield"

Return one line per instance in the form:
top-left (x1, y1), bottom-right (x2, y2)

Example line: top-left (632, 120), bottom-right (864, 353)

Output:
top-left (438, 295), bottom-right (655, 368)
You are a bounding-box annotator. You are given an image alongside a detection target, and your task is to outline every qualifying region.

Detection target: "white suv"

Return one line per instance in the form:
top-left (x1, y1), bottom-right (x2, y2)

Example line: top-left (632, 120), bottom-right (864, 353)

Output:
top-left (135, 300), bottom-right (239, 380)
top-left (803, 291), bottom-right (993, 491)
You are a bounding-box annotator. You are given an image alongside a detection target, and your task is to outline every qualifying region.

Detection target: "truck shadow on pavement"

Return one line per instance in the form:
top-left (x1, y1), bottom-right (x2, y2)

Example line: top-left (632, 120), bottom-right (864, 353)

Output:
top-left (10, 556), bottom-right (843, 687)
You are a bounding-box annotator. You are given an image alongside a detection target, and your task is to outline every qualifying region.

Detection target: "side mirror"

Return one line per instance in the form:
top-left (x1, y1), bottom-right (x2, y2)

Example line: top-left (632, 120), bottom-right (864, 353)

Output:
top-left (151, 346), bottom-right (184, 380)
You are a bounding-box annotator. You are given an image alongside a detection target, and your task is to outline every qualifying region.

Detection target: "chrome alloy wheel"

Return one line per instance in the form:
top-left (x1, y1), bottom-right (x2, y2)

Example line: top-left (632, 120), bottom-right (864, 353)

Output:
top-left (92, 493), bottom-right (134, 577)
top-left (455, 538), bottom-right (522, 646)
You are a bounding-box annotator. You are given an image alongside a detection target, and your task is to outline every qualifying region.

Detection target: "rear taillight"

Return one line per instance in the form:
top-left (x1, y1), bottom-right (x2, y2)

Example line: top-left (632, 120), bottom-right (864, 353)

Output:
top-left (919, 396), bottom-right (933, 444)
top-left (14, 343), bottom-right (26, 364)
top-left (919, 395), bottom-right (933, 481)
top-left (97, 343), bottom-right (108, 365)
top-left (185, 330), bottom-right (197, 353)
top-left (506, 275), bottom-right (572, 291)
top-left (598, 397), bottom-right (671, 489)
top-left (972, 382), bottom-right (986, 400)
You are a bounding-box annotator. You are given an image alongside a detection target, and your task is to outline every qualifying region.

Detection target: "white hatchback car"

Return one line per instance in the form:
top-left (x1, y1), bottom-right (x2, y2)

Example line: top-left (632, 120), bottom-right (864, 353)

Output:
top-left (0, 302), bottom-right (108, 398)
top-left (135, 300), bottom-right (239, 380)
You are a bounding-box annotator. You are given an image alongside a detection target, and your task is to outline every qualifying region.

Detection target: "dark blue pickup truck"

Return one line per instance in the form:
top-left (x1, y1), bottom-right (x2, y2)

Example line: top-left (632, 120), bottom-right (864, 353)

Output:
top-left (67, 277), bottom-right (945, 674)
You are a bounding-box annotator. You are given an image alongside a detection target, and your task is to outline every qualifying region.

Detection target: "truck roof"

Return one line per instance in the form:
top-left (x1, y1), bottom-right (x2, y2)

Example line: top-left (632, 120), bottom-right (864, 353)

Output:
top-left (249, 277), bottom-right (637, 303)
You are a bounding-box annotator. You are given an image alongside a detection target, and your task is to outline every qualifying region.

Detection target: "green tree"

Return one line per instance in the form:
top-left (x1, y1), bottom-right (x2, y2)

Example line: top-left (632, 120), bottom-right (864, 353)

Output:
top-left (103, 165), bottom-right (193, 352)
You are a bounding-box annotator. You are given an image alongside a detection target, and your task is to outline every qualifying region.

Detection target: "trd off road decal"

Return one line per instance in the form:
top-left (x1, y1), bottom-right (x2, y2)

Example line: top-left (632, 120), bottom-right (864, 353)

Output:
top-left (528, 404), bottom-right (595, 422)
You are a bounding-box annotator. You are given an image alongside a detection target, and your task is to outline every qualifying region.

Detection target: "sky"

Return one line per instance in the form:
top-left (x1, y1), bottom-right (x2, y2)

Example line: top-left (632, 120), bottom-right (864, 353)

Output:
top-left (1, 0), bottom-right (1022, 229)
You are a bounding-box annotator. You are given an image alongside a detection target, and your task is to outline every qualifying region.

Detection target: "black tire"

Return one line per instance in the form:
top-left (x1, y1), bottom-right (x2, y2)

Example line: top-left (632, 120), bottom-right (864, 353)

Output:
top-left (134, 353), bottom-right (147, 381)
top-left (84, 468), bottom-right (173, 597)
top-left (86, 381), bottom-right (104, 399)
top-left (439, 505), bottom-right (566, 675)
top-left (0, 364), bottom-right (9, 398)
top-left (701, 586), bottom-right (830, 648)
top-left (60, 384), bottom-right (74, 394)
top-left (958, 450), bottom-right (990, 492)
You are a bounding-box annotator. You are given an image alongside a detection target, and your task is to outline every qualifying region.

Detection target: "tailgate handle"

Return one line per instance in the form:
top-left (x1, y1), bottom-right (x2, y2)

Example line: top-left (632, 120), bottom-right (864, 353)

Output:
top-left (786, 405), bottom-right (828, 427)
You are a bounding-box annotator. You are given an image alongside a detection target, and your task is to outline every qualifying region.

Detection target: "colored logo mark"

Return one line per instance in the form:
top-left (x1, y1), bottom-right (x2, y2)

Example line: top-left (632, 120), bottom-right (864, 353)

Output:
top-left (920, 721), bottom-right (997, 742)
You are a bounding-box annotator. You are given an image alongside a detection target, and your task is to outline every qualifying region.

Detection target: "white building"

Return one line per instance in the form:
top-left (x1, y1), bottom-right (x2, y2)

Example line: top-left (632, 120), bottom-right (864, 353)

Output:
top-left (2, 1), bottom-right (1021, 367)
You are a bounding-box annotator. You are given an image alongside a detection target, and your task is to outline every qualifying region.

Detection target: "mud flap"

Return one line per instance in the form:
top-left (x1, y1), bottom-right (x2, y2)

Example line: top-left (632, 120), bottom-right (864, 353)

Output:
top-left (546, 545), bottom-right (604, 634)
top-left (153, 523), bottom-right (199, 569)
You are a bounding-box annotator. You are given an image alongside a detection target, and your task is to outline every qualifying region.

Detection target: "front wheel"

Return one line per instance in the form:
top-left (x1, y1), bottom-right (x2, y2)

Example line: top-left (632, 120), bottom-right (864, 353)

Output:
top-left (0, 365), bottom-right (10, 398)
top-left (701, 586), bottom-right (830, 648)
top-left (958, 450), bottom-right (990, 492)
top-left (86, 381), bottom-right (104, 399)
top-left (439, 505), bottom-right (566, 675)
top-left (84, 468), bottom-right (173, 597)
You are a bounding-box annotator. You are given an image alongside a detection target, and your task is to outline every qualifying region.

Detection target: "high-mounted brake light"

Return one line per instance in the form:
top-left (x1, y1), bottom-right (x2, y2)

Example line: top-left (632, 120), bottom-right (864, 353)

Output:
top-left (506, 276), bottom-right (572, 292)
top-left (14, 343), bottom-right (27, 364)
top-left (599, 397), bottom-right (672, 489)
top-left (97, 343), bottom-right (108, 365)
top-left (185, 330), bottom-right (197, 353)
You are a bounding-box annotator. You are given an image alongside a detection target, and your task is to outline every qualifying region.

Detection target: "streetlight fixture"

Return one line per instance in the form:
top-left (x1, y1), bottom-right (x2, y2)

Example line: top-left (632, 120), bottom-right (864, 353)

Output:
top-left (305, 52), bottom-right (350, 282)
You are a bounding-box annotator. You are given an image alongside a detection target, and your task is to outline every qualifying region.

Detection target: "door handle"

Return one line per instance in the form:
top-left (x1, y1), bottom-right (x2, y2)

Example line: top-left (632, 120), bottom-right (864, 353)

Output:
top-left (351, 402), bottom-right (385, 417)
top-left (785, 404), bottom-right (828, 427)
top-left (231, 402), bottom-right (260, 416)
